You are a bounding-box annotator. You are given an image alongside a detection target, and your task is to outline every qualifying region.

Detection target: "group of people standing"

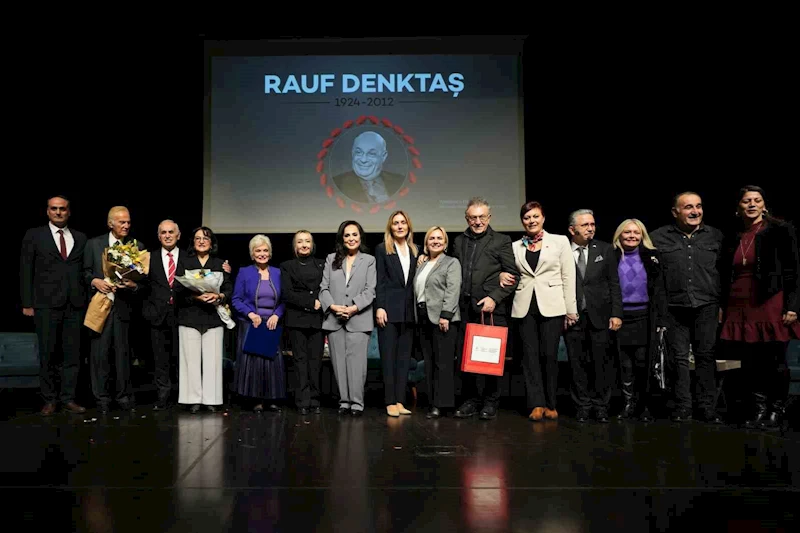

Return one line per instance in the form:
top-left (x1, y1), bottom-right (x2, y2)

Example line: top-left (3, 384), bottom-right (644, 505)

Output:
top-left (19, 187), bottom-right (799, 428)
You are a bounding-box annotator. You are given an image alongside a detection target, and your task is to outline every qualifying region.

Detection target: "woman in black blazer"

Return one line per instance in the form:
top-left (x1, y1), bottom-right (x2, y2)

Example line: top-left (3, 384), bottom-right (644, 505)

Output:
top-left (719, 185), bottom-right (799, 428)
top-left (280, 230), bottom-right (326, 415)
top-left (174, 226), bottom-right (233, 413)
top-left (375, 210), bottom-right (418, 417)
top-left (611, 219), bottom-right (667, 422)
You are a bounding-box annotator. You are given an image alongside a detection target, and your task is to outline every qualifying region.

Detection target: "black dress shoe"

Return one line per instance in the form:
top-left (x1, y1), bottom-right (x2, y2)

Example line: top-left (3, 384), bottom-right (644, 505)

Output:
top-left (268, 404), bottom-right (281, 412)
top-left (638, 408), bottom-right (653, 423)
top-left (299, 407), bottom-right (309, 415)
top-left (426, 407), bottom-right (441, 419)
top-left (479, 404), bottom-right (497, 420)
top-left (350, 409), bottom-right (363, 417)
top-left (207, 405), bottom-right (218, 412)
top-left (312, 407), bottom-right (322, 414)
top-left (696, 410), bottom-right (723, 424)
top-left (576, 409), bottom-right (590, 422)
top-left (118, 399), bottom-right (136, 412)
top-left (595, 409), bottom-right (609, 423)
top-left (153, 401), bottom-right (168, 411)
top-left (338, 407), bottom-right (349, 416)
top-left (190, 404), bottom-right (201, 414)
top-left (454, 401), bottom-right (478, 418)
top-left (671, 408), bottom-right (692, 422)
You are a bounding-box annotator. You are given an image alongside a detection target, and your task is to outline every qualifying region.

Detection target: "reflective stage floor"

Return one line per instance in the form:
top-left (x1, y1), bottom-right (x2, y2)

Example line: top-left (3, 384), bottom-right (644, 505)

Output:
top-left (2, 392), bottom-right (798, 532)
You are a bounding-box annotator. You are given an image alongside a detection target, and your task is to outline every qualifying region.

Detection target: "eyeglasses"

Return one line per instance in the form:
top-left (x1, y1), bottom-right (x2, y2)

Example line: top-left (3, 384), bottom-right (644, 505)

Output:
top-left (466, 214), bottom-right (490, 222)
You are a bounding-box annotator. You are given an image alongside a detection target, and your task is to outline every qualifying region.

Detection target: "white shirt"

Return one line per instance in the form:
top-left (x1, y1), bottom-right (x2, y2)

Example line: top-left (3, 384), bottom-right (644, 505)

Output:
top-left (415, 258), bottom-right (436, 304)
top-left (571, 241), bottom-right (588, 266)
top-left (162, 247), bottom-right (179, 278)
top-left (396, 241), bottom-right (410, 284)
top-left (109, 232), bottom-right (122, 248)
top-left (49, 222), bottom-right (74, 257)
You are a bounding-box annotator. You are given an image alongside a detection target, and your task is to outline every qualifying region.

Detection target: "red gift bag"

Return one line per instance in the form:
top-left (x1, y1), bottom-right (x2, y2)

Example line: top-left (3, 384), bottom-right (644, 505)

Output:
top-left (461, 313), bottom-right (508, 376)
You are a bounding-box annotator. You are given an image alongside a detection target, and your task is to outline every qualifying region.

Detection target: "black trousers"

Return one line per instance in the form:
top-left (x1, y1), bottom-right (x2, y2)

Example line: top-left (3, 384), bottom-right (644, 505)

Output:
top-left (665, 303), bottom-right (718, 412)
top-left (565, 310), bottom-right (613, 411)
top-left (33, 304), bottom-right (82, 404)
top-left (288, 327), bottom-right (324, 408)
top-left (518, 309), bottom-right (563, 410)
top-left (150, 311), bottom-right (178, 401)
top-left (456, 308), bottom-right (506, 407)
top-left (89, 307), bottom-right (133, 405)
top-left (419, 314), bottom-right (457, 409)
top-left (378, 322), bottom-right (414, 405)
top-left (618, 345), bottom-right (649, 404)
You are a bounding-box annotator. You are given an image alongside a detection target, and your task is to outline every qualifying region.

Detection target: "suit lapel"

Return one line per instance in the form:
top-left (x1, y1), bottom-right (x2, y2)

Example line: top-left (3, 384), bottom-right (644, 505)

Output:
top-left (346, 254), bottom-right (361, 285)
top-left (42, 227), bottom-right (64, 260)
top-left (514, 240), bottom-right (535, 277)
top-left (533, 232), bottom-right (554, 275)
top-left (422, 256), bottom-right (444, 290)
top-left (585, 241), bottom-right (600, 279)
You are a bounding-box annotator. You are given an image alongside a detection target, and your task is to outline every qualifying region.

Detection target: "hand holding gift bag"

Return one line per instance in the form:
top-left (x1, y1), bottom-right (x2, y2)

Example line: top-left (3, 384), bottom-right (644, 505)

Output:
top-left (461, 312), bottom-right (508, 376)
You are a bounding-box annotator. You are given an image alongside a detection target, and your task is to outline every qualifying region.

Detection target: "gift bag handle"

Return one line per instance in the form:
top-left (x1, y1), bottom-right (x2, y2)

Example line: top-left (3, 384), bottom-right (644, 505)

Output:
top-left (480, 311), bottom-right (494, 327)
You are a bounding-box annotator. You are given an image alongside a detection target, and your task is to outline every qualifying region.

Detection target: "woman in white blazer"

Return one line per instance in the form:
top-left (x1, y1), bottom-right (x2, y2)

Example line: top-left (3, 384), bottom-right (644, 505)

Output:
top-left (508, 201), bottom-right (577, 421)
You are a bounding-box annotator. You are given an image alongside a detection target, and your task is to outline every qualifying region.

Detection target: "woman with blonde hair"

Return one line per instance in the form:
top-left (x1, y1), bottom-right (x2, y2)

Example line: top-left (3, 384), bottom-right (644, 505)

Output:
top-left (611, 218), bottom-right (667, 421)
top-left (375, 210), bottom-right (419, 416)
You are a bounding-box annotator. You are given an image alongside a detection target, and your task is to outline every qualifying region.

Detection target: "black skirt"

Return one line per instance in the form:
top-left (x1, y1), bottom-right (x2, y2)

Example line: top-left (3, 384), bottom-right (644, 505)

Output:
top-left (617, 308), bottom-right (649, 347)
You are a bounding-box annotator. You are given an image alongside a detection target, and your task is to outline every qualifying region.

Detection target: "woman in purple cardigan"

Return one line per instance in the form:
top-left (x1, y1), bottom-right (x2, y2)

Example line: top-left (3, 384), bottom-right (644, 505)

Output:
top-left (232, 234), bottom-right (286, 412)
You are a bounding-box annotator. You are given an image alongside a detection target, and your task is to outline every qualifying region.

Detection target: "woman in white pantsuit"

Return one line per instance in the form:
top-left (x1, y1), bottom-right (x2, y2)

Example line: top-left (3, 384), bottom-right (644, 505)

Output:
top-left (174, 226), bottom-right (233, 413)
top-left (319, 220), bottom-right (376, 416)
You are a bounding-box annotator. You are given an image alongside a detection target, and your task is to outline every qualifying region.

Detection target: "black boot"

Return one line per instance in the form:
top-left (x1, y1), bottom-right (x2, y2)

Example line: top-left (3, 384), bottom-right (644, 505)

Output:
top-left (617, 381), bottom-right (636, 419)
top-left (744, 392), bottom-right (768, 428)
top-left (762, 399), bottom-right (785, 430)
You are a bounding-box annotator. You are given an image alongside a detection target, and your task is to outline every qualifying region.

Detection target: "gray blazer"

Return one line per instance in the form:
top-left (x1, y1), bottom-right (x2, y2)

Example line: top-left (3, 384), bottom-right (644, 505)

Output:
top-left (319, 251), bottom-right (376, 332)
top-left (413, 254), bottom-right (462, 324)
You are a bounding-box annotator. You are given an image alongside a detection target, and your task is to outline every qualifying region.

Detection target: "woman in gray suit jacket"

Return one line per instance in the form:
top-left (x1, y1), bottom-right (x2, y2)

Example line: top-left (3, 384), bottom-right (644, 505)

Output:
top-left (414, 226), bottom-right (462, 418)
top-left (319, 220), bottom-right (377, 416)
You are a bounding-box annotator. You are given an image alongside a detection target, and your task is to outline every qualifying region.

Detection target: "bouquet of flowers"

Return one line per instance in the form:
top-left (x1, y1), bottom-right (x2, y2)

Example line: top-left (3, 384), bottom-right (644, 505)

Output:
top-left (103, 239), bottom-right (150, 284)
top-left (84, 240), bottom-right (151, 333)
top-left (174, 268), bottom-right (236, 329)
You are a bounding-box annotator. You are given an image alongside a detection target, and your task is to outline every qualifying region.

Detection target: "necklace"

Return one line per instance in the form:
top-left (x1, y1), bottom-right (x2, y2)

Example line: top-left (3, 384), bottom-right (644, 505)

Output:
top-left (739, 221), bottom-right (762, 265)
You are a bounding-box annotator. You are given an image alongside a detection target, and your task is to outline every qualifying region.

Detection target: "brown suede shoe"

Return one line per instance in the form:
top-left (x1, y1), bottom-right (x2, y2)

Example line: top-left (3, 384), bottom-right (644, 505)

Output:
top-left (40, 403), bottom-right (56, 416)
top-left (529, 407), bottom-right (545, 421)
top-left (63, 401), bottom-right (86, 414)
top-left (544, 408), bottom-right (558, 420)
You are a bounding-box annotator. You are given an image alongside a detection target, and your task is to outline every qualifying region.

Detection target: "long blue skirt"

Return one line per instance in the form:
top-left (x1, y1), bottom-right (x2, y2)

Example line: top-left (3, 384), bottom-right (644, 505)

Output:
top-left (233, 319), bottom-right (286, 400)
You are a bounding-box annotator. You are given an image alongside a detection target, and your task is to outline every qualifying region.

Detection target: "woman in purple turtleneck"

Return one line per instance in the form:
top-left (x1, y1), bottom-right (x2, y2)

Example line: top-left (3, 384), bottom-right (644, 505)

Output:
top-left (611, 219), bottom-right (668, 421)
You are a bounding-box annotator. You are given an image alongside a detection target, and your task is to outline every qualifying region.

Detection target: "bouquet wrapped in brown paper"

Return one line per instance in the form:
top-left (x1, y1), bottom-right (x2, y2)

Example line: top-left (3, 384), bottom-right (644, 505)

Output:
top-left (84, 240), bottom-right (151, 333)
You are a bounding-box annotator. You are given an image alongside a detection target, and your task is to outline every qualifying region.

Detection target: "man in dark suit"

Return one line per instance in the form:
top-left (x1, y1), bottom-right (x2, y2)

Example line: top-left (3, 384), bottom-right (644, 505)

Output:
top-left (19, 195), bottom-right (88, 415)
top-left (141, 219), bottom-right (183, 410)
top-left (451, 197), bottom-right (519, 420)
top-left (83, 206), bottom-right (144, 413)
top-left (565, 209), bottom-right (623, 423)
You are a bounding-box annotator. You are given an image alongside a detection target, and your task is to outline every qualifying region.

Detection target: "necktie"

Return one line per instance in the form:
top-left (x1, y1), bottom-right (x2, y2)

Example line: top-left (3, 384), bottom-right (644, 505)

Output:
top-left (167, 252), bottom-right (176, 304)
top-left (576, 247), bottom-right (587, 310)
top-left (576, 246), bottom-right (586, 277)
top-left (57, 230), bottom-right (67, 260)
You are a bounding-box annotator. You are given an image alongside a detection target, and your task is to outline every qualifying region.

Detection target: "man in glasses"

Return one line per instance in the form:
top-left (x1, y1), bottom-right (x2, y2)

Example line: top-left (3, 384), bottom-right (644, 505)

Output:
top-left (451, 197), bottom-right (519, 420)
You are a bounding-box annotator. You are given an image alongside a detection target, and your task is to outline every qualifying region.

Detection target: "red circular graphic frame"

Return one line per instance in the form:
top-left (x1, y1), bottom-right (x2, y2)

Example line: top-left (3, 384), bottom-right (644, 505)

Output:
top-left (315, 115), bottom-right (422, 214)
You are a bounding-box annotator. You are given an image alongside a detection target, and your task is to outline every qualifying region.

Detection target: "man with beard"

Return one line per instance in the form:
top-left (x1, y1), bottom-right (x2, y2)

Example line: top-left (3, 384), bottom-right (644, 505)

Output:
top-left (651, 191), bottom-right (724, 423)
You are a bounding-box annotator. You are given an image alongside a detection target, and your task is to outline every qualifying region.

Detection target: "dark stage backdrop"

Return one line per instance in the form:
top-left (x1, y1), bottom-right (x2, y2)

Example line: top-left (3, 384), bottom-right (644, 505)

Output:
top-left (6, 35), bottom-right (795, 334)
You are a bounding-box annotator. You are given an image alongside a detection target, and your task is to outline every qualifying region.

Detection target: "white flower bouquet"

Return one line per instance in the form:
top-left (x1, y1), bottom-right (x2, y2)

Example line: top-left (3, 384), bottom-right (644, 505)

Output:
top-left (174, 268), bottom-right (236, 329)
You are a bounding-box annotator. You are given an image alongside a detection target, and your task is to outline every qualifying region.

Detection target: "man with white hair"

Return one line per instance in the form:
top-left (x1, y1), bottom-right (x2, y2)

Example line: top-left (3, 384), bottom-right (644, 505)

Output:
top-left (332, 131), bottom-right (406, 204)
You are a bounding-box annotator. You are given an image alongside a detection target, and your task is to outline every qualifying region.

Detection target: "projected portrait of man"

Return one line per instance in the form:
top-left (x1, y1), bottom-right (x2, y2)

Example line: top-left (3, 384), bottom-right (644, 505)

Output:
top-left (333, 131), bottom-right (405, 204)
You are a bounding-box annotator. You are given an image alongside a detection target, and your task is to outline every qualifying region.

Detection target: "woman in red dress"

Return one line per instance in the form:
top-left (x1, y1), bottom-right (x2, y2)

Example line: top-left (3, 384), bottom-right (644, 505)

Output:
top-left (720, 185), bottom-right (800, 429)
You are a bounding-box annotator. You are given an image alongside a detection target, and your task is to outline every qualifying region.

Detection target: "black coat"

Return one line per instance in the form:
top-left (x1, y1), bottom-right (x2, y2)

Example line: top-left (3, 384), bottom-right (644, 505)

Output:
top-left (375, 241), bottom-right (417, 323)
top-left (279, 256), bottom-right (326, 329)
